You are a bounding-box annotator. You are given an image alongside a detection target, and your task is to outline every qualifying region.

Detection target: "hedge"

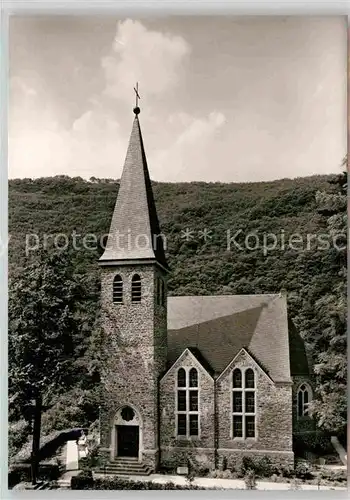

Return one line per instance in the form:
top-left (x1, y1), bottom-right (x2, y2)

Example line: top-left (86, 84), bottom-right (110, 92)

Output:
top-left (71, 471), bottom-right (205, 490)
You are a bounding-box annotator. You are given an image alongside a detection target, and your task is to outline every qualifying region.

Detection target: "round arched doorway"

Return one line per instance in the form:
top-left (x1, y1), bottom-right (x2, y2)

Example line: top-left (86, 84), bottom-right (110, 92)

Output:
top-left (111, 405), bottom-right (142, 461)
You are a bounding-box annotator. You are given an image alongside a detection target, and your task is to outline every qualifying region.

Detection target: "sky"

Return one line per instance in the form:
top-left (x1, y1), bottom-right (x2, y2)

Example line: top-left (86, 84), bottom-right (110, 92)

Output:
top-left (9, 16), bottom-right (347, 183)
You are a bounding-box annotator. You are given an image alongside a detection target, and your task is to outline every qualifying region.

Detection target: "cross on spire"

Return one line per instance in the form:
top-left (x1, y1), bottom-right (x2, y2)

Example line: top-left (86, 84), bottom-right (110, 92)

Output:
top-left (133, 82), bottom-right (140, 111)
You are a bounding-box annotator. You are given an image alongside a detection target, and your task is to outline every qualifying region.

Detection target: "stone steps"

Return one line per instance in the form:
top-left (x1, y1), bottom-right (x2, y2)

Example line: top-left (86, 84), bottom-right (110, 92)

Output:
top-left (96, 458), bottom-right (152, 476)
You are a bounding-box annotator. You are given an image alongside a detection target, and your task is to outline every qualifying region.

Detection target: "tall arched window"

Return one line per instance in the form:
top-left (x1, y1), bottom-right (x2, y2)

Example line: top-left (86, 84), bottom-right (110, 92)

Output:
top-left (297, 383), bottom-right (312, 418)
top-left (189, 368), bottom-right (198, 387)
top-left (176, 367), bottom-right (199, 438)
top-left (177, 368), bottom-right (186, 387)
top-left (131, 274), bottom-right (142, 302)
top-left (113, 275), bottom-right (123, 303)
top-left (232, 368), bottom-right (256, 439)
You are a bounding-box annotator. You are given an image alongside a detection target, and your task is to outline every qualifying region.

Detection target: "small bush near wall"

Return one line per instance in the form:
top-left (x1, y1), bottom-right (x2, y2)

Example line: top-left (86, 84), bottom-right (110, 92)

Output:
top-left (71, 470), bottom-right (94, 490)
top-left (240, 456), bottom-right (274, 478)
top-left (94, 478), bottom-right (205, 490)
top-left (293, 432), bottom-right (332, 457)
top-left (71, 472), bottom-right (207, 490)
top-left (318, 469), bottom-right (347, 484)
top-left (244, 470), bottom-right (257, 490)
top-left (8, 462), bottom-right (60, 489)
top-left (294, 461), bottom-right (313, 480)
top-left (8, 464), bottom-right (31, 488)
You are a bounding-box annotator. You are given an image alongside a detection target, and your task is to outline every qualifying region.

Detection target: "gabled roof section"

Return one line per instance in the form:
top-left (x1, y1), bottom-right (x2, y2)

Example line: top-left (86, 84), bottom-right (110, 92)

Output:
top-left (167, 294), bottom-right (292, 383)
top-left (216, 347), bottom-right (274, 384)
top-left (160, 347), bottom-right (214, 383)
top-left (99, 114), bottom-right (168, 269)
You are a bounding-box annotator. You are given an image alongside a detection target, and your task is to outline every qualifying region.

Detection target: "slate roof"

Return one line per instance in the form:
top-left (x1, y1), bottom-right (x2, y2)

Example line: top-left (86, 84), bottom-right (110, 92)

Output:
top-left (99, 114), bottom-right (168, 269)
top-left (288, 318), bottom-right (311, 376)
top-left (167, 294), bottom-right (292, 383)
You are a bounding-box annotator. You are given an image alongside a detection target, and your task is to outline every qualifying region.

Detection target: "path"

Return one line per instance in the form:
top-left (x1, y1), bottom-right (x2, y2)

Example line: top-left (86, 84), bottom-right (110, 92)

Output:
top-left (93, 472), bottom-right (347, 491)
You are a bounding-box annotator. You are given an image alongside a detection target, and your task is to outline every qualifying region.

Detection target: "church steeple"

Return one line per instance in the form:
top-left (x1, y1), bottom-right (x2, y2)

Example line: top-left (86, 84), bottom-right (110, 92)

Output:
top-left (99, 107), bottom-right (168, 270)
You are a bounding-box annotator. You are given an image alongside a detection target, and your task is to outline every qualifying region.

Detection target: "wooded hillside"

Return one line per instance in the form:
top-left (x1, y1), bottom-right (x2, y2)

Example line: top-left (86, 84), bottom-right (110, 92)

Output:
top-left (8, 173), bottom-right (347, 458)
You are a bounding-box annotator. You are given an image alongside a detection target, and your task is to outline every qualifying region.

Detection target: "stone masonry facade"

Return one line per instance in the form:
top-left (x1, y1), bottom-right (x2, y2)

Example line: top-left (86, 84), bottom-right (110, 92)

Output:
top-left (99, 264), bottom-right (167, 470)
top-left (97, 111), bottom-right (304, 474)
top-left (216, 349), bottom-right (294, 469)
top-left (159, 350), bottom-right (216, 470)
top-left (158, 348), bottom-right (294, 471)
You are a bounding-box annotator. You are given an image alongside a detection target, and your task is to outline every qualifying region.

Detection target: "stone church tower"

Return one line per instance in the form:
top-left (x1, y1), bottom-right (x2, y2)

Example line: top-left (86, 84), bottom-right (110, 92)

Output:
top-left (98, 106), bottom-right (169, 471)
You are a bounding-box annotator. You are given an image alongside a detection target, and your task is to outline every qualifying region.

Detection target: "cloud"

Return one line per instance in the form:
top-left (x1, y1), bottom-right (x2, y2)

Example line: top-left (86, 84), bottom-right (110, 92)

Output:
top-left (149, 111), bottom-right (226, 181)
top-left (101, 19), bottom-right (191, 101)
top-left (8, 18), bottom-right (346, 182)
top-left (9, 19), bottom-right (226, 182)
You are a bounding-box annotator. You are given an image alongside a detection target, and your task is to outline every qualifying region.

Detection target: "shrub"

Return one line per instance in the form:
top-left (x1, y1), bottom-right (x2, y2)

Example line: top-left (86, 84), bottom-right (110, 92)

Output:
top-left (293, 432), bottom-right (332, 457)
top-left (280, 466), bottom-right (294, 479)
top-left (208, 469), bottom-right (218, 478)
top-left (244, 469), bottom-right (257, 490)
top-left (196, 466), bottom-right (210, 477)
top-left (8, 464), bottom-right (31, 488)
top-left (221, 469), bottom-right (233, 479)
top-left (208, 469), bottom-right (234, 479)
top-left (241, 455), bottom-right (273, 477)
top-left (319, 468), bottom-right (347, 483)
top-left (294, 461), bottom-right (313, 480)
top-left (71, 469), bottom-right (94, 490)
top-left (89, 477), bottom-right (205, 490)
top-left (289, 478), bottom-right (301, 490)
top-left (8, 420), bottom-right (31, 460)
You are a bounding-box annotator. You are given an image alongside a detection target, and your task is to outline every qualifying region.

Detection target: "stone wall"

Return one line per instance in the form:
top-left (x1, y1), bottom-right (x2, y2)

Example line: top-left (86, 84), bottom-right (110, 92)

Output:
top-left (159, 350), bottom-right (215, 469)
top-left (216, 349), bottom-right (294, 468)
top-left (99, 263), bottom-right (167, 470)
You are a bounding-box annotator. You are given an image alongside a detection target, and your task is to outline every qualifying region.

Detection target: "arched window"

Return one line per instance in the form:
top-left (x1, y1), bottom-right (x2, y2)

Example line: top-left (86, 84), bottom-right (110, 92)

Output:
top-left (113, 275), bottom-right (123, 303)
top-left (177, 368), bottom-right (186, 387)
top-left (233, 368), bottom-right (242, 388)
top-left (232, 368), bottom-right (256, 439)
top-left (297, 383), bottom-right (312, 418)
top-left (245, 369), bottom-right (255, 389)
top-left (131, 274), bottom-right (142, 302)
top-left (176, 367), bottom-right (199, 438)
top-left (189, 368), bottom-right (198, 388)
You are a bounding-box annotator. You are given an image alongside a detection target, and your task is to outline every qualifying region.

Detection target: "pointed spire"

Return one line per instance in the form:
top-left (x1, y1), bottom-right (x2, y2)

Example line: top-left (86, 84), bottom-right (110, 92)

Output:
top-left (99, 113), bottom-right (168, 270)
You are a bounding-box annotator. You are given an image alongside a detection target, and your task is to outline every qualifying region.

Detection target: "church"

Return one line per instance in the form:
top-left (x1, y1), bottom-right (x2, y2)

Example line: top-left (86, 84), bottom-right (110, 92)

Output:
top-left (97, 103), bottom-right (314, 475)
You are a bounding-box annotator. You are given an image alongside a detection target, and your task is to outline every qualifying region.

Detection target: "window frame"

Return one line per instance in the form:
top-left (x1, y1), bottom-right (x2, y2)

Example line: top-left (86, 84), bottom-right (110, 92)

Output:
top-left (131, 274), bottom-right (142, 303)
top-left (297, 382), bottom-right (312, 419)
top-left (231, 367), bottom-right (257, 440)
top-left (175, 366), bottom-right (200, 439)
top-left (112, 274), bottom-right (123, 304)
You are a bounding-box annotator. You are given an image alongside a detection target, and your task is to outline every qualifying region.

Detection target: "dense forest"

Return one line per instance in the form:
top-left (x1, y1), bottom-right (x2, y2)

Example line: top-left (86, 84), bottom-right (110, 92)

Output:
top-left (8, 172), bottom-right (347, 460)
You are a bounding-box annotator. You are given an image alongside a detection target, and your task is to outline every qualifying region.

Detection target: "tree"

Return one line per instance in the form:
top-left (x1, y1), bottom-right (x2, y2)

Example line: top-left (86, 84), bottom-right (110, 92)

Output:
top-left (308, 164), bottom-right (347, 435)
top-left (8, 249), bottom-right (88, 483)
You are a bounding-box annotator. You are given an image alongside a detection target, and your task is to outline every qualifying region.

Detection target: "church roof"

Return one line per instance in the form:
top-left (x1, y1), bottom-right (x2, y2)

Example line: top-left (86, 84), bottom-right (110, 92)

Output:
top-left (288, 318), bottom-right (311, 376)
top-left (99, 113), bottom-right (168, 269)
top-left (167, 294), bottom-right (292, 383)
